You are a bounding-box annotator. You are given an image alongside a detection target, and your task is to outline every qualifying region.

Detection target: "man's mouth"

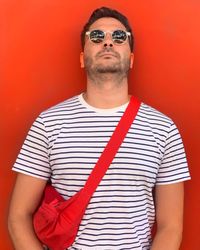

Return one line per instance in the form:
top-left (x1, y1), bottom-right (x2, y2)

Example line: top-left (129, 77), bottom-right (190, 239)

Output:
top-left (99, 53), bottom-right (116, 58)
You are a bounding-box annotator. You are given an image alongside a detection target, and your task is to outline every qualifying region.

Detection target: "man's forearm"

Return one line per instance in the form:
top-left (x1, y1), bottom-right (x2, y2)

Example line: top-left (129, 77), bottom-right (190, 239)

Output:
top-left (8, 213), bottom-right (44, 250)
top-left (150, 227), bottom-right (182, 250)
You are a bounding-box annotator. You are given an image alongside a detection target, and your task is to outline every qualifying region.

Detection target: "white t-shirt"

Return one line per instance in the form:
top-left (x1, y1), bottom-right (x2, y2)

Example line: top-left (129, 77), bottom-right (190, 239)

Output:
top-left (13, 94), bottom-right (190, 250)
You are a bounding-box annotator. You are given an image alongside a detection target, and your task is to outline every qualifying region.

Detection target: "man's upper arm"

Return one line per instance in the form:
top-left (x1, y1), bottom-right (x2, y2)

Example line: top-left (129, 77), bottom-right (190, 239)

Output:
top-left (9, 173), bottom-right (47, 216)
top-left (154, 182), bottom-right (184, 230)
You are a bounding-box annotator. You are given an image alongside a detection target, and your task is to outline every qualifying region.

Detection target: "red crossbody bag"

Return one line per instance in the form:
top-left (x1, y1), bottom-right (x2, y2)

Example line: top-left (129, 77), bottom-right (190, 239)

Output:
top-left (33, 96), bottom-right (141, 250)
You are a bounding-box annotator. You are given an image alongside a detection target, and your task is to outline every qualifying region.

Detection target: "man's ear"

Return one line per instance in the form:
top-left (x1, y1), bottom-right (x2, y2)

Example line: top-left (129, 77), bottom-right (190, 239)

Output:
top-left (130, 53), bottom-right (134, 69)
top-left (80, 52), bottom-right (84, 68)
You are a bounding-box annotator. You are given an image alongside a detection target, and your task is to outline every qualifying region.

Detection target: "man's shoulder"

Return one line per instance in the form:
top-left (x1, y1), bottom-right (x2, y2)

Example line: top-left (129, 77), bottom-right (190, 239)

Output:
top-left (139, 102), bottom-right (173, 126)
top-left (40, 94), bottom-right (81, 117)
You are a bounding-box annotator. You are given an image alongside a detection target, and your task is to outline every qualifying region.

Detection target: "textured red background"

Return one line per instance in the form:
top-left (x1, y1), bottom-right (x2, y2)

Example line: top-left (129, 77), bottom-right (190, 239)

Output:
top-left (1, 1), bottom-right (199, 249)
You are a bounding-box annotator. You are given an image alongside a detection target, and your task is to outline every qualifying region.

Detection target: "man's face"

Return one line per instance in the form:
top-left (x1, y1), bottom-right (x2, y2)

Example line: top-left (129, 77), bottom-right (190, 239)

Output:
top-left (80, 17), bottom-right (134, 77)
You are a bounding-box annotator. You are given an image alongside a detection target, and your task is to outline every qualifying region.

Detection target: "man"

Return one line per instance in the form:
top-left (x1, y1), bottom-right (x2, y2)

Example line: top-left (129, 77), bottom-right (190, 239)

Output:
top-left (8, 6), bottom-right (190, 250)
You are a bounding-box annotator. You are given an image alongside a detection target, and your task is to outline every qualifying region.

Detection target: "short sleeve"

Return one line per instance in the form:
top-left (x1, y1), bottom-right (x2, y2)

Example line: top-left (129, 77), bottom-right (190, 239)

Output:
top-left (156, 122), bottom-right (191, 185)
top-left (13, 116), bottom-right (51, 180)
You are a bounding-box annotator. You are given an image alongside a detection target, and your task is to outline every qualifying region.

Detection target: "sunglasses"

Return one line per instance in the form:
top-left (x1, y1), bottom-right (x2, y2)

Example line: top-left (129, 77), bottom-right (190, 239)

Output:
top-left (85, 29), bottom-right (131, 45)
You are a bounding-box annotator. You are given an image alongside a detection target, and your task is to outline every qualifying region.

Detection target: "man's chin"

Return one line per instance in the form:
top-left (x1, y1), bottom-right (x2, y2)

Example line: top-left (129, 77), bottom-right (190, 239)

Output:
top-left (96, 67), bottom-right (119, 74)
top-left (95, 63), bottom-right (121, 74)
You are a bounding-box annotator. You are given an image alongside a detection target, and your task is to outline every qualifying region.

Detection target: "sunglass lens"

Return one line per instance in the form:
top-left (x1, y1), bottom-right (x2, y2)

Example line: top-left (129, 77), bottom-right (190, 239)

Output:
top-left (90, 30), bottom-right (104, 43)
top-left (112, 30), bottom-right (127, 44)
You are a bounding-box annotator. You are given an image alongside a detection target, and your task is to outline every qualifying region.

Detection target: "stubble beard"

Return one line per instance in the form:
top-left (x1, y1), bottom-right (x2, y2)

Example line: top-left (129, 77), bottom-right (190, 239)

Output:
top-left (84, 51), bottom-right (130, 84)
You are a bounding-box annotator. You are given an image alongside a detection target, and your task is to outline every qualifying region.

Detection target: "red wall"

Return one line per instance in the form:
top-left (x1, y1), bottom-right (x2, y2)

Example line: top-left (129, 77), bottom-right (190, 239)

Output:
top-left (1, 1), bottom-right (199, 249)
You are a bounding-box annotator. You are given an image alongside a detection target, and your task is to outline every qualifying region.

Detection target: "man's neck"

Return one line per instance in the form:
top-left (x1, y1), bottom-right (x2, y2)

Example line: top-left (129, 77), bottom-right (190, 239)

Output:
top-left (84, 76), bottom-right (130, 109)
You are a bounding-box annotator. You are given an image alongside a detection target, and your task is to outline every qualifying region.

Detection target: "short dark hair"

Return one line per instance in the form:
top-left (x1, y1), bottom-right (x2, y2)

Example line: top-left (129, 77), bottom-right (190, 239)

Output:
top-left (81, 6), bottom-right (134, 52)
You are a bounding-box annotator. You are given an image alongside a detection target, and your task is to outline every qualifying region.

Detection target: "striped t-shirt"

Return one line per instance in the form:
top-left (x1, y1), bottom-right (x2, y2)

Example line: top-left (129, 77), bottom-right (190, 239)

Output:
top-left (13, 94), bottom-right (190, 250)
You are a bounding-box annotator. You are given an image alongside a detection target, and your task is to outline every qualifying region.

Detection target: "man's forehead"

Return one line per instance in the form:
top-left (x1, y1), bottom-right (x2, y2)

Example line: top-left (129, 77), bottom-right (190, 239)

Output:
top-left (89, 17), bottom-right (126, 31)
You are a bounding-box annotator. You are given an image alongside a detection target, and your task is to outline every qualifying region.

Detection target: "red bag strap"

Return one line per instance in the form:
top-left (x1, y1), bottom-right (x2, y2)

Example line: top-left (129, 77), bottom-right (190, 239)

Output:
top-left (83, 96), bottom-right (141, 197)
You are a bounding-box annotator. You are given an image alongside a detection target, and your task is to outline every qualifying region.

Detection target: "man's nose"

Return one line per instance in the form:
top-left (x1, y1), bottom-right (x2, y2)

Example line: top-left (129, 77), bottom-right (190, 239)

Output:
top-left (103, 43), bottom-right (113, 48)
top-left (103, 33), bottom-right (113, 47)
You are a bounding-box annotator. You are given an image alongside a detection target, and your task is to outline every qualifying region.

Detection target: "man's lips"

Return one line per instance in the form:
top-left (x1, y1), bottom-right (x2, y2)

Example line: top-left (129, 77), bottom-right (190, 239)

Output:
top-left (99, 53), bottom-right (117, 58)
top-left (96, 49), bottom-right (120, 59)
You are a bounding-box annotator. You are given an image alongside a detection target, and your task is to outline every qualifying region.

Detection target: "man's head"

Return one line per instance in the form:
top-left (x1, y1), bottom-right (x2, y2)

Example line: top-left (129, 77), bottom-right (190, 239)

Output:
top-left (81, 7), bottom-right (134, 52)
top-left (80, 7), bottom-right (134, 81)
